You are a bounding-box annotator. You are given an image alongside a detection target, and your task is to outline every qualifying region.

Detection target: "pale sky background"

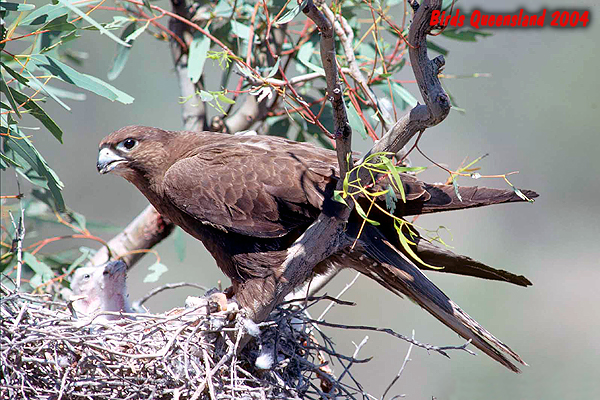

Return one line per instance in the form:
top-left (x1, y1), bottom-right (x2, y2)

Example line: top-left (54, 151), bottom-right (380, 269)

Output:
top-left (2, 0), bottom-right (599, 398)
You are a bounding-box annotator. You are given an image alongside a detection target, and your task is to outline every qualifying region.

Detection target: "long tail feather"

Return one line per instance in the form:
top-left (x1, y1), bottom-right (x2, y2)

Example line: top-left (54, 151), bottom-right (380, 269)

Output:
top-left (353, 225), bottom-right (527, 372)
top-left (414, 238), bottom-right (532, 286)
top-left (406, 184), bottom-right (539, 215)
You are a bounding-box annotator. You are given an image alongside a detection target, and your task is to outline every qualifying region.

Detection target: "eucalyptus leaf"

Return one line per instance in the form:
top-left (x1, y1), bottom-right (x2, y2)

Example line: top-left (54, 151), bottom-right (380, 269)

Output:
top-left (108, 21), bottom-right (137, 81)
top-left (1, 2), bottom-right (36, 11)
top-left (23, 252), bottom-right (55, 285)
top-left (188, 30), bottom-right (211, 83)
top-left (29, 55), bottom-right (133, 103)
top-left (56, 0), bottom-right (131, 47)
top-left (2, 126), bottom-right (65, 211)
top-left (143, 262), bottom-right (169, 283)
top-left (7, 86), bottom-right (63, 142)
top-left (347, 101), bottom-right (367, 140)
top-left (21, 3), bottom-right (67, 26)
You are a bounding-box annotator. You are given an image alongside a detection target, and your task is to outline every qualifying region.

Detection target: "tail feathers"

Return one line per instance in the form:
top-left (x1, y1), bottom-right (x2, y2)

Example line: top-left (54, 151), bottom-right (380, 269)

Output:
top-left (400, 179), bottom-right (539, 216)
top-left (414, 238), bottom-right (532, 286)
top-left (355, 225), bottom-right (527, 372)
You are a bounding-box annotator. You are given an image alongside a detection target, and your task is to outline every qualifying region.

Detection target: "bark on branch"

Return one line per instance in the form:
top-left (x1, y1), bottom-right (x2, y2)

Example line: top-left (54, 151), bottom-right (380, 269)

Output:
top-left (248, 0), bottom-right (451, 322)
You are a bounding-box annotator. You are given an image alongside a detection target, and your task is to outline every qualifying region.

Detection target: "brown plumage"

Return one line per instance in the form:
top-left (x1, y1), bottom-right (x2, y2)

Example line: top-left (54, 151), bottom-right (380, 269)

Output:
top-left (98, 126), bottom-right (537, 372)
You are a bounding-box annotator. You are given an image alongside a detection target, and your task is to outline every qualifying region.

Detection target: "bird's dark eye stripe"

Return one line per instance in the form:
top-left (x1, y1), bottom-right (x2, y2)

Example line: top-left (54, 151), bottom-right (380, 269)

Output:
top-left (123, 138), bottom-right (136, 149)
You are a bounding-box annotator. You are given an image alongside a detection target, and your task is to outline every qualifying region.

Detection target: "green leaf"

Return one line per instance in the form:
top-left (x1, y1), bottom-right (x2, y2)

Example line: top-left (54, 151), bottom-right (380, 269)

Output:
top-left (265, 58), bottom-right (281, 78)
top-left (41, 14), bottom-right (76, 32)
top-left (217, 93), bottom-right (235, 104)
top-left (141, 0), bottom-right (154, 15)
top-left (2, 65), bottom-right (30, 86)
top-left (382, 156), bottom-right (406, 202)
top-left (143, 262), bottom-right (168, 283)
top-left (124, 21), bottom-right (148, 42)
top-left (173, 228), bottom-right (186, 262)
top-left (426, 41), bottom-right (448, 56)
top-left (108, 21), bottom-right (137, 81)
top-left (20, 66), bottom-right (72, 111)
top-left (275, 0), bottom-right (308, 26)
top-left (391, 82), bottom-right (418, 108)
top-left (385, 184), bottom-right (397, 213)
top-left (66, 248), bottom-right (91, 275)
top-left (354, 201), bottom-right (380, 226)
top-left (1, 2), bottom-right (36, 11)
top-left (333, 190), bottom-right (349, 207)
top-left (68, 210), bottom-right (87, 231)
top-left (297, 40), bottom-right (325, 75)
top-left (347, 102), bottom-right (367, 140)
top-left (23, 252), bottom-right (55, 285)
top-left (199, 90), bottom-right (214, 102)
top-left (29, 55), bottom-right (134, 103)
top-left (21, 4), bottom-right (68, 26)
top-left (0, 78), bottom-right (21, 118)
top-left (8, 86), bottom-right (63, 143)
top-left (395, 221), bottom-right (441, 269)
top-left (56, 0), bottom-right (131, 47)
top-left (442, 28), bottom-right (492, 42)
top-left (0, 152), bottom-right (22, 169)
top-left (2, 125), bottom-right (65, 211)
top-left (188, 30), bottom-right (211, 83)
top-left (230, 20), bottom-right (255, 42)
top-left (237, 63), bottom-right (255, 79)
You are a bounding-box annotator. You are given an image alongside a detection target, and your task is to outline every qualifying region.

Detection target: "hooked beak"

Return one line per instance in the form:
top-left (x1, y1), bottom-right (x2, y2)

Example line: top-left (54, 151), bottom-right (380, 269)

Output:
top-left (97, 147), bottom-right (126, 174)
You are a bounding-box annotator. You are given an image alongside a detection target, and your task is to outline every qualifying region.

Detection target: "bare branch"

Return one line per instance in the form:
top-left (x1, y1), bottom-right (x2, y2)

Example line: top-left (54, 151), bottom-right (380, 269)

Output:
top-left (169, 0), bottom-right (208, 132)
top-left (86, 205), bottom-right (173, 268)
top-left (247, 0), bottom-right (451, 323)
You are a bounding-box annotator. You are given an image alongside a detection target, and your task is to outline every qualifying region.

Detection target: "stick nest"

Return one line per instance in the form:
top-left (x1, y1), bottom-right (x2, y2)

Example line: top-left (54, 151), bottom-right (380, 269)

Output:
top-left (1, 291), bottom-right (371, 399)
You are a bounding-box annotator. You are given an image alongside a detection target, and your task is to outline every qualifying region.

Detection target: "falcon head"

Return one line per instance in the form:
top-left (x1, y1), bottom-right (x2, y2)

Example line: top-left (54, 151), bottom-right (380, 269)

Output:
top-left (97, 126), bottom-right (176, 181)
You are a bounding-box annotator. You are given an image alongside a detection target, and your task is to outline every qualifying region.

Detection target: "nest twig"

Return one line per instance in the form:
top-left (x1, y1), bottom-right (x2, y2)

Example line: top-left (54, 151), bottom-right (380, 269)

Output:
top-left (0, 287), bottom-right (377, 399)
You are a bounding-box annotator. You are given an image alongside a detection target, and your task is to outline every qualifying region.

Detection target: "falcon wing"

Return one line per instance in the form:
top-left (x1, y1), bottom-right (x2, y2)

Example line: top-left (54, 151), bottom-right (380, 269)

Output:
top-left (162, 139), bottom-right (333, 238)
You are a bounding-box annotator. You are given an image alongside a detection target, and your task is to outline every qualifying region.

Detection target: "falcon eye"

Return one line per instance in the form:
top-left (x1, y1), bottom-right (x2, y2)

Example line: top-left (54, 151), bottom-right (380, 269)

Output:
top-left (117, 138), bottom-right (138, 152)
top-left (83, 274), bottom-right (91, 280)
top-left (123, 138), bottom-right (137, 149)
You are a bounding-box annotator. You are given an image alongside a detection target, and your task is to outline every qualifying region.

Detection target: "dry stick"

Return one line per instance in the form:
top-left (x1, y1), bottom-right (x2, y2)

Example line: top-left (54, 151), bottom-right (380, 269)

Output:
top-left (133, 282), bottom-right (208, 309)
top-left (86, 205), bottom-right (173, 268)
top-left (247, 0), bottom-right (451, 324)
top-left (381, 330), bottom-right (415, 400)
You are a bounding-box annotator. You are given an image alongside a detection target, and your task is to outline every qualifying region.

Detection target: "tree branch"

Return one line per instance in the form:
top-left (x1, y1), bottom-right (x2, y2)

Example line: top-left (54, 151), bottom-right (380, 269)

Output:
top-left (247, 0), bottom-right (450, 322)
top-left (169, 0), bottom-right (208, 132)
top-left (87, 205), bottom-right (174, 268)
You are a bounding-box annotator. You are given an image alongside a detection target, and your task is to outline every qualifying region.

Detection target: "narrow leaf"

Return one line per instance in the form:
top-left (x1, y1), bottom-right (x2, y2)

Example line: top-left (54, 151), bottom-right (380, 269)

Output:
top-left (347, 101), bottom-right (367, 139)
top-left (1, 2), bottom-right (36, 11)
top-left (107, 21), bottom-right (137, 81)
top-left (354, 201), bottom-right (380, 226)
top-left (23, 252), bottom-right (55, 284)
top-left (333, 190), bottom-right (349, 207)
top-left (385, 184), bottom-right (397, 214)
top-left (56, 0), bottom-right (131, 47)
top-left (8, 87), bottom-right (63, 142)
top-left (2, 65), bottom-right (30, 85)
top-left (275, 0), bottom-right (308, 26)
top-left (0, 78), bottom-right (21, 118)
top-left (143, 262), bottom-right (168, 283)
top-left (188, 30), bottom-right (211, 83)
top-left (173, 227), bottom-right (186, 262)
top-left (266, 58), bottom-right (281, 78)
top-left (21, 3), bottom-right (68, 25)
top-left (29, 55), bottom-right (134, 103)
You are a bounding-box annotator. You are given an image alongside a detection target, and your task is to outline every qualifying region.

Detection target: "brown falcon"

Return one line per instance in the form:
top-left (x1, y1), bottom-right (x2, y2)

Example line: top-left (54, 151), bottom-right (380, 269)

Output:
top-left (97, 125), bottom-right (537, 372)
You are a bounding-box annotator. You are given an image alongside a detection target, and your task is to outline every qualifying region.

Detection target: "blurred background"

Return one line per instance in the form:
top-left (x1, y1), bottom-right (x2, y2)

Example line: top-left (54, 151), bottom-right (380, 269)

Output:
top-left (2, 0), bottom-right (599, 398)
